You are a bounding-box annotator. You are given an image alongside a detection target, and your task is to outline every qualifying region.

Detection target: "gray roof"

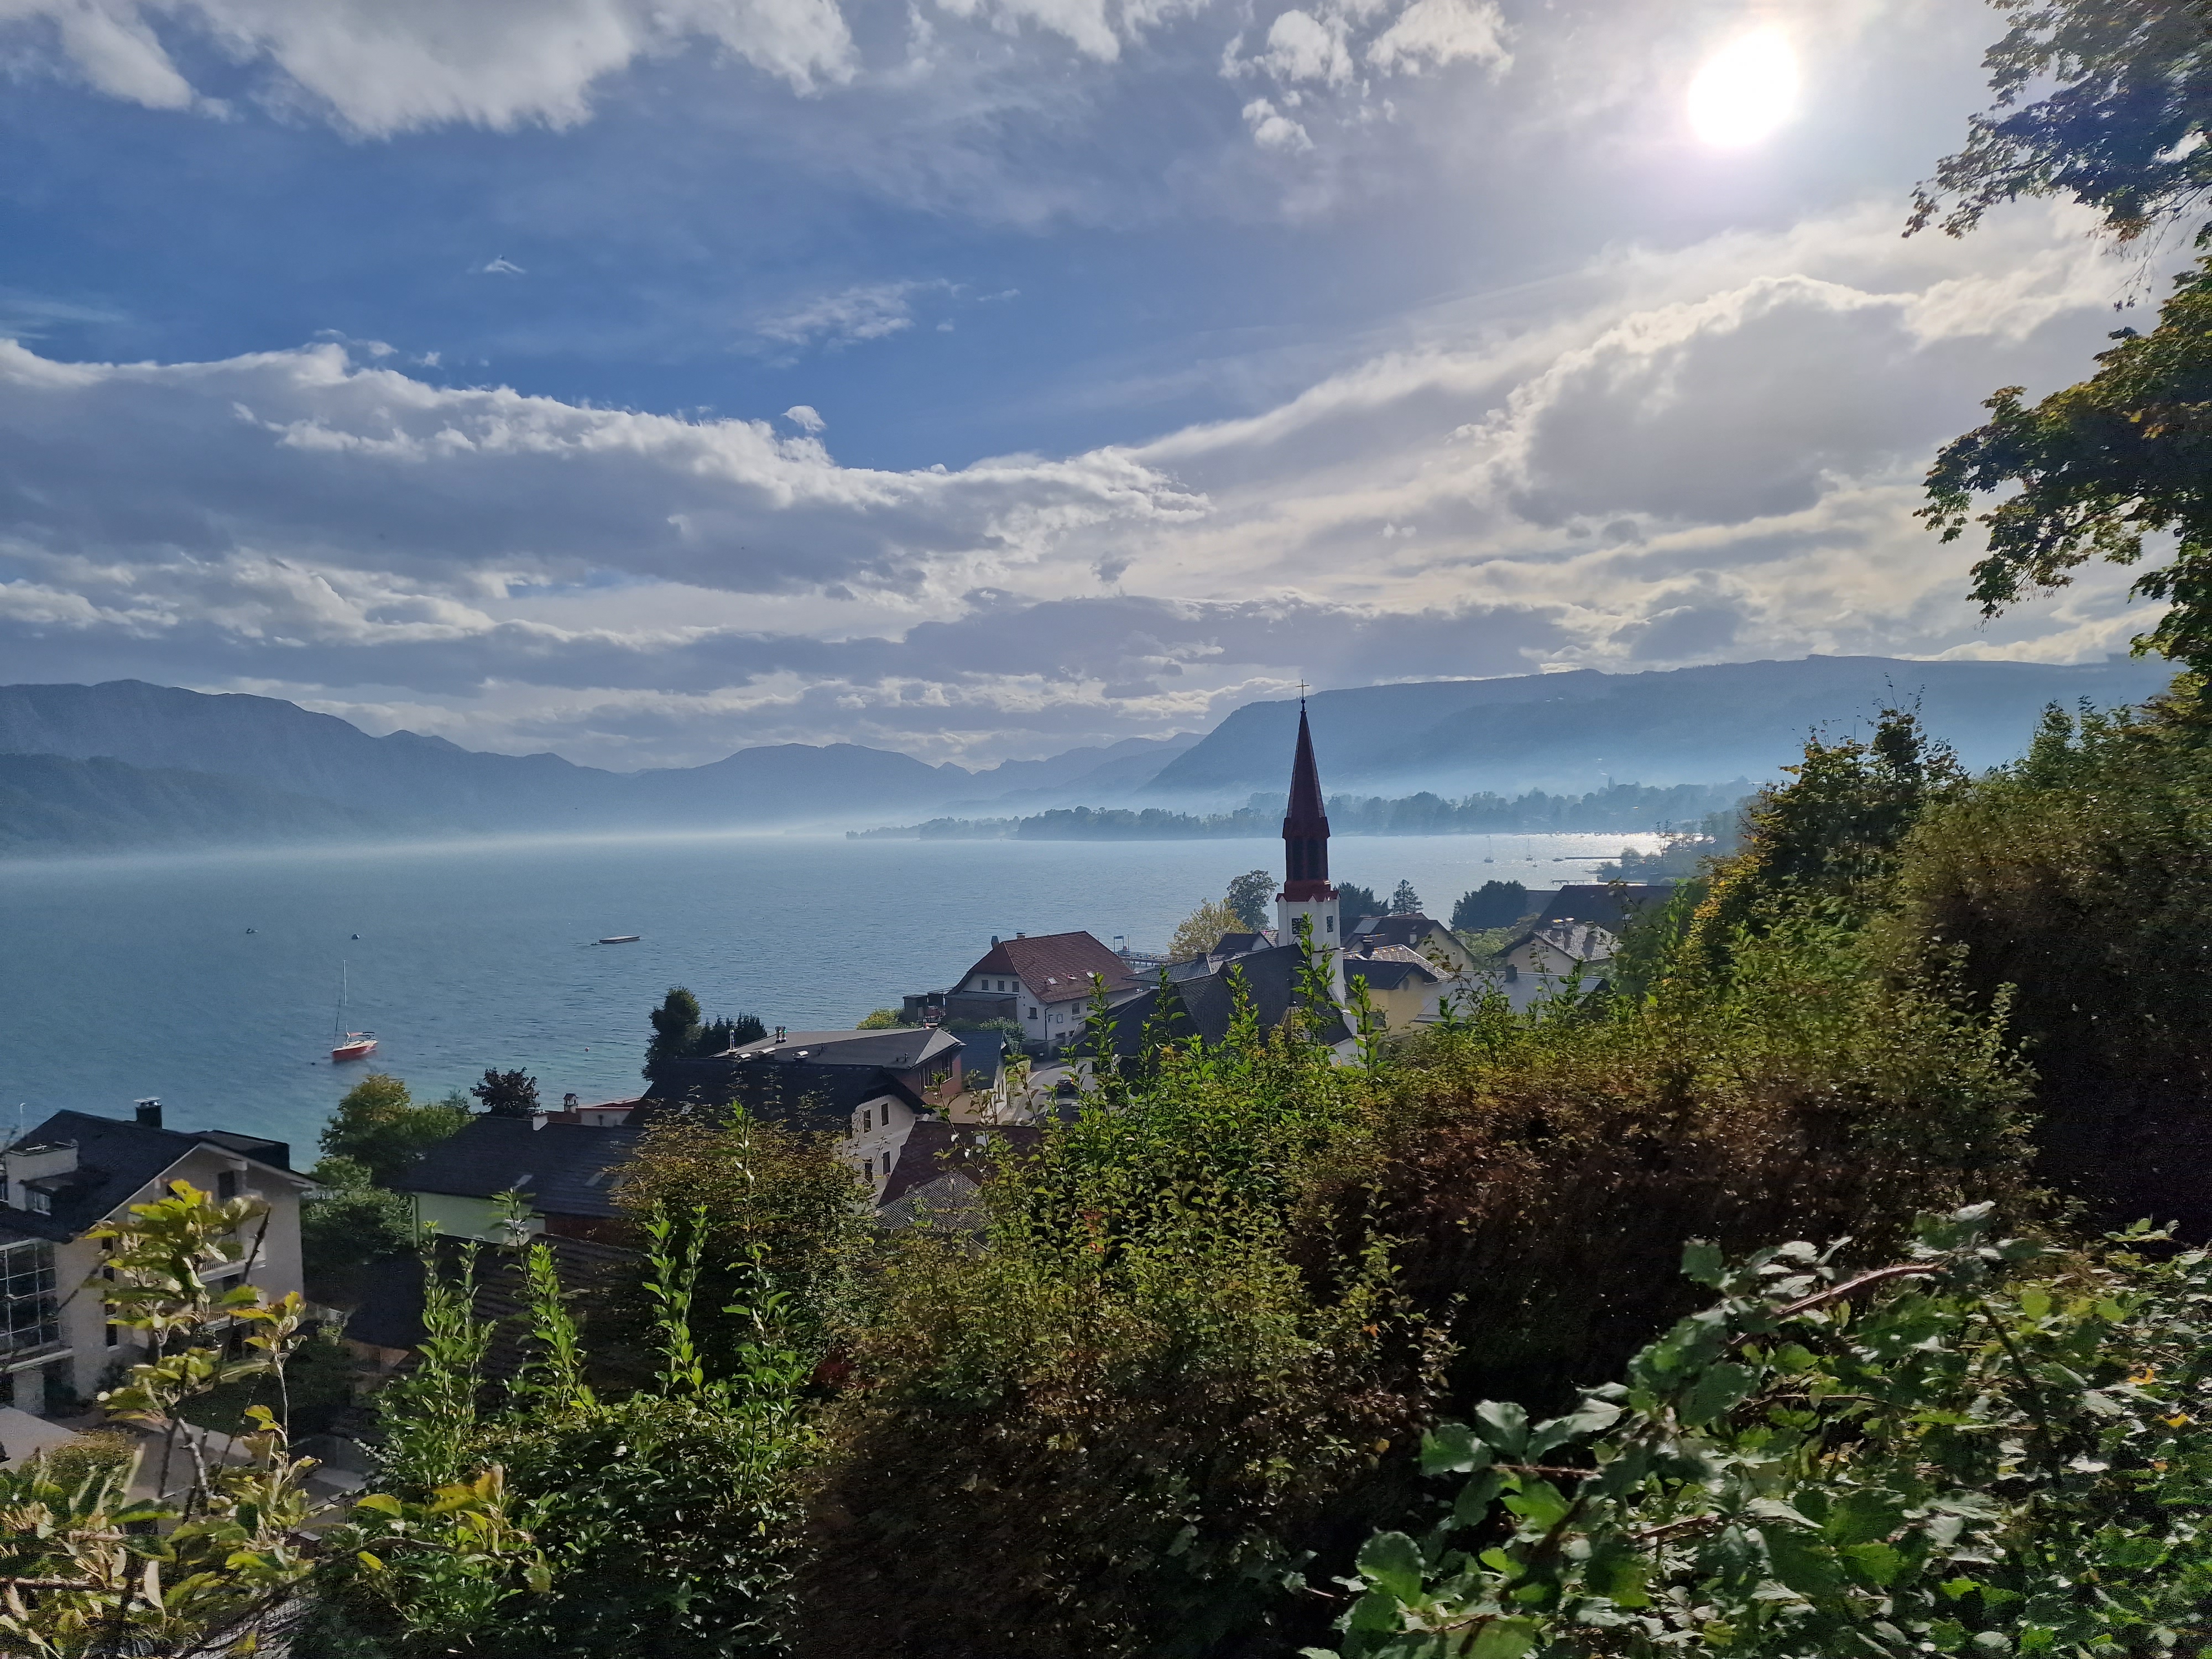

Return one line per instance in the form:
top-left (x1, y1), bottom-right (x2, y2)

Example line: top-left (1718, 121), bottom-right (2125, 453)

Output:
top-left (1102, 943), bottom-right (1352, 1060)
top-left (641, 1056), bottom-right (929, 1135)
top-left (1345, 956), bottom-right (1439, 992)
top-left (724, 1027), bottom-right (963, 1071)
top-left (1532, 884), bottom-right (1674, 933)
top-left (0, 1109), bottom-right (300, 1244)
top-left (394, 1116), bottom-right (641, 1220)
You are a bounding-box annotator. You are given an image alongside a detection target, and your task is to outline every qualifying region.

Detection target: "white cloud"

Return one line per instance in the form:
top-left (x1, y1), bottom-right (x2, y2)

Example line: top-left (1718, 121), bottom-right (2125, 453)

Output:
top-left (0, 0), bottom-right (857, 135)
top-left (784, 404), bottom-right (827, 432)
top-left (754, 281), bottom-right (931, 349)
top-left (1365, 0), bottom-right (1506, 74)
top-left (1241, 97), bottom-right (1313, 153)
top-left (479, 257), bottom-right (527, 276)
top-left (1258, 9), bottom-right (1351, 85)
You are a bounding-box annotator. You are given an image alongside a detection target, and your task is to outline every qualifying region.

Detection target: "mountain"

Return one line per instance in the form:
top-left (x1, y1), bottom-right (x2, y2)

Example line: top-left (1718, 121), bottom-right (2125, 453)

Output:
top-left (941, 733), bottom-right (1203, 812)
top-left (0, 754), bottom-right (385, 853)
top-left (1144, 656), bottom-right (2182, 802)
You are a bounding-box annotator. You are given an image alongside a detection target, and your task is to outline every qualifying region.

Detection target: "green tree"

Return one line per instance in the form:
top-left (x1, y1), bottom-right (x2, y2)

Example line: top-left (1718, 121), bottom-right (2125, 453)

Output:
top-left (645, 987), bottom-right (704, 1078)
top-left (1388, 879), bottom-right (1422, 916)
top-left (320, 1072), bottom-right (470, 1187)
top-left (1167, 896), bottom-right (1241, 960)
top-left (1225, 868), bottom-right (1275, 929)
top-left (301, 1154), bottom-right (418, 1305)
top-left (855, 1008), bottom-right (910, 1029)
top-left (1450, 879), bottom-right (1529, 932)
top-left (1335, 880), bottom-right (1382, 923)
top-left (473, 1067), bottom-right (541, 1118)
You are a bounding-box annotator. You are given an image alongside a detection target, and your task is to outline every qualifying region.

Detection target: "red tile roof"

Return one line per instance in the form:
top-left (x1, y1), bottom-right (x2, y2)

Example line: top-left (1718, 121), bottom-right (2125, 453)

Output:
top-left (959, 931), bottom-right (1137, 1002)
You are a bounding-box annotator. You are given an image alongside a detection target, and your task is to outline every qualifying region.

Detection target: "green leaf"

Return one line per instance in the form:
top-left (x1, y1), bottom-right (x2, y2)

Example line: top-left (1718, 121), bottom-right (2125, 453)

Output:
top-left (1584, 1541), bottom-right (1650, 1606)
top-left (1823, 1489), bottom-right (1907, 1547)
top-left (1840, 1541), bottom-right (1905, 1587)
top-left (1345, 1587), bottom-right (1403, 1633)
top-left (1528, 1398), bottom-right (1622, 1455)
top-left (1473, 1400), bottom-right (1530, 1457)
top-left (1930, 1621), bottom-right (1966, 1652)
top-left (1468, 1618), bottom-right (1540, 1659)
top-left (1680, 1361), bottom-right (1756, 1427)
top-left (1453, 1469), bottom-right (1506, 1527)
top-left (1682, 1239), bottom-right (1727, 1287)
top-left (1423, 1422), bottom-right (1491, 1476)
top-left (1501, 1480), bottom-right (1570, 1532)
top-left (1356, 1531), bottom-right (1426, 1603)
top-left (353, 1493), bottom-right (404, 1517)
top-left (1760, 1527), bottom-right (1845, 1599)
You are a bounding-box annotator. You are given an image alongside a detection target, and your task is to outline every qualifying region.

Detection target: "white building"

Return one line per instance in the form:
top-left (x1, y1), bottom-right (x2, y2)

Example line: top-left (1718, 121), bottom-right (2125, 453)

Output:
top-left (1, 1102), bottom-right (307, 1416)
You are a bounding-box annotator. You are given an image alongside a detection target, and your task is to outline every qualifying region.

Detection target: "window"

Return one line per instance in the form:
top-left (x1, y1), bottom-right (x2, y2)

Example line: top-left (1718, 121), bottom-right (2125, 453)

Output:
top-left (862, 1109), bottom-right (873, 1133)
top-left (217, 1170), bottom-right (239, 1202)
top-left (864, 1158), bottom-right (875, 1182)
top-left (1028, 1006), bottom-right (1037, 1020)
top-left (0, 1239), bottom-right (60, 1359)
top-left (106, 1322), bottom-right (119, 1348)
top-left (25, 1190), bottom-right (50, 1216)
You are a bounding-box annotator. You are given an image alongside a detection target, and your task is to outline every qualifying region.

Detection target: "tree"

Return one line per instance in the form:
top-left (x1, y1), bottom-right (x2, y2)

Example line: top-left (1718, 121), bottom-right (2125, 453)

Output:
top-left (647, 987), bottom-right (767, 1077)
top-left (1387, 879), bottom-right (1422, 916)
top-left (302, 1155), bottom-right (418, 1305)
top-left (473, 1067), bottom-right (541, 1118)
top-left (1913, 1), bottom-right (2212, 669)
top-left (1167, 897), bottom-right (1240, 961)
top-left (856, 1008), bottom-right (910, 1029)
top-left (1335, 880), bottom-right (1382, 922)
top-left (1923, 256), bottom-right (2212, 671)
top-left (1450, 879), bottom-right (1529, 932)
top-left (1225, 868), bottom-right (1275, 930)
top-left (320, 1072), bottom-right (471, 1187)
top-left (1911, 0), bottom-right (2212, 244)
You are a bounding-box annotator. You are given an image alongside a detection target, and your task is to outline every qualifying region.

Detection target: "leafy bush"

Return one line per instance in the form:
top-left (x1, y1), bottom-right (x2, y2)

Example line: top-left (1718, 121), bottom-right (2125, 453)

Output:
top-left (304, 1155), bottom-right (418, 1304)
top-left (320, 1074), bottom-right (470, 1187)
top-left (1314, 1205), bottom-right (2211, 1659)
top-left (1887, 680), bottom-right (2212, 1235)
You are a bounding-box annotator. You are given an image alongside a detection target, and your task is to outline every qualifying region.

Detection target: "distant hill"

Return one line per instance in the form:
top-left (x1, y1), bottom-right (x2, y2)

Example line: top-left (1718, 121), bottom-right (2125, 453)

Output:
top-left (0, 753), bottom-right (384, 853)
top-left (1144, 656), bottom-right (2181, 801)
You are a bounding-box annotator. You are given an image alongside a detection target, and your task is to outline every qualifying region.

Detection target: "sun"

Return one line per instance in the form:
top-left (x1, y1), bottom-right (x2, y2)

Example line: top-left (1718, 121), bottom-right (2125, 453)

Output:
top-left (1687, 30), bottom-right (1799, 149)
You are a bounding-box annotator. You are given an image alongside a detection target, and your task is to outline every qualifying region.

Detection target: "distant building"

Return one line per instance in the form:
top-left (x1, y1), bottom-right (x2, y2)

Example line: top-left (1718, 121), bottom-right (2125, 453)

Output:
top-left (394, 1114), bottom-right (641, 1244)
top-left (1498, 920), bottom-right (1621, 1009)
top-left (942, 931), bottom-right (1144, 1054)
top-left (1348, 912), bottom-right (1479, 974)
top-left (1, 1101), bottom-right (307, 1416)
top-left (644, 1026), bottom-right (968, 1199)
top-left (1532, 883), bottom-right (1675, 934)
top-left (1340, 940), bottom-right (1447, 1030)
top-left (874, 1121), bottom-right (1044, 1231)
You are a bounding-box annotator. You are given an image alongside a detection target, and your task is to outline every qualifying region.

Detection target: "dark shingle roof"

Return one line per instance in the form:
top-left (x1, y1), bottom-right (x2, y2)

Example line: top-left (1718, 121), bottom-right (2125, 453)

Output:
top-left (1345, 956), bottom-right (1439, 992)
top-left (394, 1117), bottom-right (641, 1220)
top-left (0, 1109), bottom-right (301, 1242)
top-left (641, 1058), bottom-right (928, 1135)
top-left (1102, 944), bottom-right (1352, 1059)
top-left (958, 932), bottom-right (1137, 1001)
top-left (1348, 914), bottom-right (1456, 952)
top-left (878, 1121), bottom-right (1042, 1208)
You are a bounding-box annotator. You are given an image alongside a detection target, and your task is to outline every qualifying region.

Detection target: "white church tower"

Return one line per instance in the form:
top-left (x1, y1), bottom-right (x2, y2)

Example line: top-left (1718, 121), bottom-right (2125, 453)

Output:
top-left (1275, 697), bottom-right (1345, 1004)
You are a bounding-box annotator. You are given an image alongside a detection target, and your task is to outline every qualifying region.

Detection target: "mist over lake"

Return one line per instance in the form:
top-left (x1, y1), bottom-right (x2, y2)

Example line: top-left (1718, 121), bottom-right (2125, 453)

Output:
top-left (0, 829), bottom-right (1656, 1152)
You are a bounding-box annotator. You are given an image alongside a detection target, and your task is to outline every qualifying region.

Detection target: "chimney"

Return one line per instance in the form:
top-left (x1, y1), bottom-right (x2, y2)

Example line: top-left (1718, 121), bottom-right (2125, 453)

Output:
top-left (135, 1098), bottom-right (163, 1129)
top-left (991, 935), bottom-right (1000, 947)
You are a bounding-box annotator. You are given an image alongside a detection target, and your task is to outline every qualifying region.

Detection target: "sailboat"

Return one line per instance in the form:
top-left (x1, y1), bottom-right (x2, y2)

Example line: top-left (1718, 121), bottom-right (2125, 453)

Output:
top-left (331, 963), bottom-right (377, 1062)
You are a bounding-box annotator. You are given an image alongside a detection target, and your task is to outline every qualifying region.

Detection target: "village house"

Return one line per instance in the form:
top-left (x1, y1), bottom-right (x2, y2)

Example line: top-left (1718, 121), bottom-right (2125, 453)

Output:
top-left (0, 1100), bottom-right (307, 1416)
top-left (1347, 911), bottom-right (1480, 974)
top-left (394, 1114), bottom-right (641, 1243)
top-left (1340, 940), bottom-right (1447, 1029)
top-left (922, 930), bottom-right (1144, 1055)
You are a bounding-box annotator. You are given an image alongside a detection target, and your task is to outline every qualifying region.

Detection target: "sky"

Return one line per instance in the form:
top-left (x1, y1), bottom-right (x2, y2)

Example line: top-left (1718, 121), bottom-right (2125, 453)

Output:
top-left (0, 0), bottom-right (2171, 770)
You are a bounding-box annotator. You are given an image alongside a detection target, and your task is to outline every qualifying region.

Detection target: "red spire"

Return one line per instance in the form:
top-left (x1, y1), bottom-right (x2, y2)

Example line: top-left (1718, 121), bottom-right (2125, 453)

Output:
top-left (1281, 700), bottom-right (1333, 900)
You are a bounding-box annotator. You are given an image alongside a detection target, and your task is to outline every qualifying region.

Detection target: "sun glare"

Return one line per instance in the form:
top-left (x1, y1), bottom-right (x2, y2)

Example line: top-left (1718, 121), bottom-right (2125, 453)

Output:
top-left (1687, 30), bottom-right (1798, 149)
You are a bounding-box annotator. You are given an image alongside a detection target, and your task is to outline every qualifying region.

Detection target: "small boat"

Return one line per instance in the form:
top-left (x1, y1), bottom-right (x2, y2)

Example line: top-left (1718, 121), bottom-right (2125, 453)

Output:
top-left (331, 963), bottom-right (377, 1062)
top-left (597, 935), bottom-right (641, 945)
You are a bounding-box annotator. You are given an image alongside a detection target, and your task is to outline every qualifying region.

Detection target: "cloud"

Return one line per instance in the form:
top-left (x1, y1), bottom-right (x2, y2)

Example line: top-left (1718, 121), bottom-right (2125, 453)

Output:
top-left (479, 257), bottom-right (527, 276)
top-left (0, 199), bottom-right (2157, 766)
top-left (1241, 98), bottom-right (1313, 153)
top-left (0, 0), bottom-right (857, 135)
top-left (1364, 0), bottom-right (1506, 74)
top-left (753, 281), bottom-right (933, 350)
top-left (1258, 11), bottom-right (1352, 85)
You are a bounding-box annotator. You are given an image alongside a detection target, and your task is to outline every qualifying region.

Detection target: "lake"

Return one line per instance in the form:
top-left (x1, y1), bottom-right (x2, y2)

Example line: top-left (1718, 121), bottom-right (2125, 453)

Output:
top-left (0, 828), bottom-right (1660, 1155)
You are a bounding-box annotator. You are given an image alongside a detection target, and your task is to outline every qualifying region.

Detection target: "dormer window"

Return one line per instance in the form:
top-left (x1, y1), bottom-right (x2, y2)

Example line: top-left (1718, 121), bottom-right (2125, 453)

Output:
top-left (26, 1190), bottom-right (50, 1216)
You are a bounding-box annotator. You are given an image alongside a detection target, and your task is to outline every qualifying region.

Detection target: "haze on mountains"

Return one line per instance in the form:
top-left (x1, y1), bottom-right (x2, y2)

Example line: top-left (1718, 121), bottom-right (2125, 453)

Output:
top-left (0, 654), bottom-right (2176, 851)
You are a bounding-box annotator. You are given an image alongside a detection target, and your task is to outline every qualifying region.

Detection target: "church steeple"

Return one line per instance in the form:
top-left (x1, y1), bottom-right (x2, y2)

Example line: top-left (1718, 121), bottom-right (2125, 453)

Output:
top-left (1281, 700), bottom-right (1332, 900)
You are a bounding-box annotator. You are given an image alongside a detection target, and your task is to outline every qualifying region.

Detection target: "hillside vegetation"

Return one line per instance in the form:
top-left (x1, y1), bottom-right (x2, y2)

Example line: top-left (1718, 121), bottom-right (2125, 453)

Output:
top-left (7, 688), bottom-right (2211, 1659)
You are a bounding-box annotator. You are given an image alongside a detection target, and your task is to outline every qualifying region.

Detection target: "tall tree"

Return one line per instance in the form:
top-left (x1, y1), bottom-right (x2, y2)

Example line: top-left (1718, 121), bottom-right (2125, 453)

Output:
top-left (1168, 898), bottom-right (1241, 961)
top-left (319, 1073), bottom-right (470, 1187)
top-left (472, 1067), bottom-right (541, 1118)
top-left (1224, 869), bottom-right (1275, 930)
top-left (1450, 879), bottom-right (1530, 932)
top-left (1334, 881), bottom-right (1382, 922)
top-left (1388, 879), bottom-right (1422, 916)
top-left (1917, 0), bottom-right (2212, 667)
top-left (646, 987), bottom-right (704, 1078)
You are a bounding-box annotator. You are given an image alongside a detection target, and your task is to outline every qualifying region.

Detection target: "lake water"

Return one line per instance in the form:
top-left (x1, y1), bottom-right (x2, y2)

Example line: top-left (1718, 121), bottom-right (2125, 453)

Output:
top-left (0, 829), bottom-right (1659, 1156)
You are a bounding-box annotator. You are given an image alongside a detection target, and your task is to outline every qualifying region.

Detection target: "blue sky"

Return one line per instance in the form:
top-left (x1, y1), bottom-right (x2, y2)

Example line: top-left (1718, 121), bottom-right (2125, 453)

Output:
top-left (0, 0), bottom-right (2169, 768)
